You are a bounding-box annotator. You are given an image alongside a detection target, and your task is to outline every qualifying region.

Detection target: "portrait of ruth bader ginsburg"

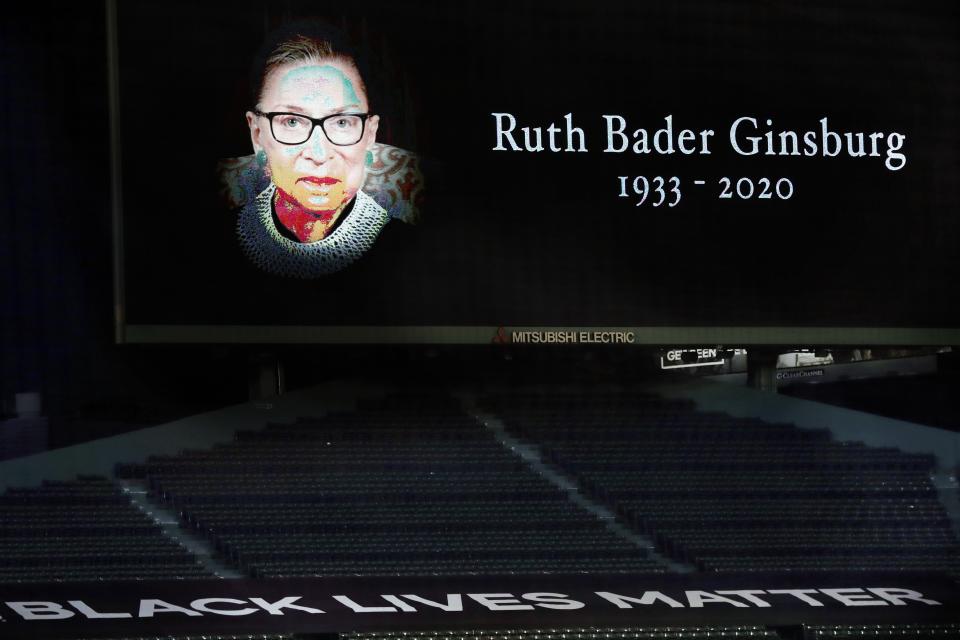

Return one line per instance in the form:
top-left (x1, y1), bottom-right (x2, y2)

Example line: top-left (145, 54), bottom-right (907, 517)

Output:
top-left (219, 20), bottom-right (423, 278)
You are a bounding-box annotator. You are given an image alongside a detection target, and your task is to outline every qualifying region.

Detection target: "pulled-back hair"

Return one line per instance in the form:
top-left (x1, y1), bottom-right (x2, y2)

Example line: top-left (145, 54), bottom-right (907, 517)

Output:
top-left (249, 20), bottom-right (374, 109)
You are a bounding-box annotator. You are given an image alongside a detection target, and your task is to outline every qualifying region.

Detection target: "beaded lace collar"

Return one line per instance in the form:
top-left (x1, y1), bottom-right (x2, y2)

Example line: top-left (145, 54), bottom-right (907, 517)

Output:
top-left (237, 183), bottom-right (389, 278)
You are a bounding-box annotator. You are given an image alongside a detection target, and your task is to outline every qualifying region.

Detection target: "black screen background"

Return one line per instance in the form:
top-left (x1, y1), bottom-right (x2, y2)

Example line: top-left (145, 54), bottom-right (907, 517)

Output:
top-left (118, 0), bottom-right (960, 329)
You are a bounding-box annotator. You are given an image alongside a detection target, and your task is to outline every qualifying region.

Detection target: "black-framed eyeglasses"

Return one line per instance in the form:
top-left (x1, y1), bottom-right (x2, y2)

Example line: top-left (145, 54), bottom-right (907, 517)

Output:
top-left (254, 110), bottom-right (371, 146)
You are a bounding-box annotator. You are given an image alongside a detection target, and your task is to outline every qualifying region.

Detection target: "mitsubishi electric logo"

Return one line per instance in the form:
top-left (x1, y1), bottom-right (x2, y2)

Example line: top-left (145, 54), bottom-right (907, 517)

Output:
top-left (492, 328), bottom-right (636, 345)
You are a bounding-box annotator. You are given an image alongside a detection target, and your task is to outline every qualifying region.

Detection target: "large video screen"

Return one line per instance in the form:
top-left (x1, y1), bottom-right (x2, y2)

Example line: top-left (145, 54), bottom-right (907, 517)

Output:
top-left (114, 0), bottom-right (960, 344)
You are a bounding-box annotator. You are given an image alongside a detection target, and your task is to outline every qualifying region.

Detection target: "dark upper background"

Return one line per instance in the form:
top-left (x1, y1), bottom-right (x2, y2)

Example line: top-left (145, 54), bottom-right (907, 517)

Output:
top-left (1, 1), bottom-right (958, 444)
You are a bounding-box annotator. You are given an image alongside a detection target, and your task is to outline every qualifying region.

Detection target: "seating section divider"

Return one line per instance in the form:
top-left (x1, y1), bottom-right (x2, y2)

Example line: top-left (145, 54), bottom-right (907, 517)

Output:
top-left (481, 392), bottom-right (960, 578)
top-left (118, 393), bottom-right (665, 578)
top-left (0, 476), bottom-right (210, 584)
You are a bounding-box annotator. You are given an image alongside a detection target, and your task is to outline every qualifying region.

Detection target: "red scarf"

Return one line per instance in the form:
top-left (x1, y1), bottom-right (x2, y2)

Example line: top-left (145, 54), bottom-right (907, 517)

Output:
top-left (274, 187), bottom-right (339, 242)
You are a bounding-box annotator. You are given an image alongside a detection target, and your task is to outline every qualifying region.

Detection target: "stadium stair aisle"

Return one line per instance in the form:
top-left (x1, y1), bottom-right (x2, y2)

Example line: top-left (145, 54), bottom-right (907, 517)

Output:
top-left (117, 477), bottom-right (244, 578)
top-left (931, 470), bottom-right (960, 545)
top-left (0, 476), bottom-right (212, 584)
top-left (480, 391), bottom-right (960, 579)
top-left (458, 391), bottom-right (687, 574)
top-left (118, 393), bottom-right (667, 578)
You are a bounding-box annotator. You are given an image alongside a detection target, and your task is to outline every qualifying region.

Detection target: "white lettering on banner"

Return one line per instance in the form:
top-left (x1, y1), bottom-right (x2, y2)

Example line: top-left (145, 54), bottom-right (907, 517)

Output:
top-left (190, 598), bottom-right (259, 616)
top-left (819, 589), bottom-right (888, 607)
top-left (0, 586), bottom-right (945, 622)
top-left (766, 590), bottom-right (825, 606)
top-left (249, 596), bottom-right (325, 615)
top-left (685, 591), bottom-right (750, 608)
top-left (6, 602), bottom-right (75, 620)
top-left (714, 591), bottom-right (773, 608)
top-left (399, 594), bottom-right (464, 611)
top-left (467, 594), bottom-right (535, 611)
top-left (522, 593), bottom-right (585, 610)
top-left (68, 600), bottom-right (132, 619)
top-left (867, 588), bottom-right (942, 606)
top-left (380, 595), bottom-right (417, 612)
top-left (594, 591), bottom-right (686, 608)
top-left (332, 596), bottom-right (397, 613)
top-left (137, 600), bottom-right (202, 617)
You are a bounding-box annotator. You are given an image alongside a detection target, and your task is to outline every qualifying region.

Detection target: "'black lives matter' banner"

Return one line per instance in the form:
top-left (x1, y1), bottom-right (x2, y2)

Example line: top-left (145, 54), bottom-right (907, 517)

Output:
top-left (1, 572), bottom-right (957, 639)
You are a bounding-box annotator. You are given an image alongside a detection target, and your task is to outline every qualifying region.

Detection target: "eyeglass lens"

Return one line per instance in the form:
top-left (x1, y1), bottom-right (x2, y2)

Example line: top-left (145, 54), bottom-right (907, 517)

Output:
top-left (271, 114), bottom-right (365, 146)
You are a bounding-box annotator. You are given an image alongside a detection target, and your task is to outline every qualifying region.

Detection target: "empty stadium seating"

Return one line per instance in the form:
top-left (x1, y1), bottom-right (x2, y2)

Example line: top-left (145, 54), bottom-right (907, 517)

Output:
top-left (119, 394), bottom-right (664, 578)
top-left (803, 623), bottom-right (960, 638)
top-left (74, 636), bottom-right (294, 640)
top-left (345, 627), bottom-right (780, 639)
top-left (482, 392), bottom-right (960, 578)
top-left (3, 390), bottom-right (958, 640)
top-left (0, 476), bottom-right (210, 583)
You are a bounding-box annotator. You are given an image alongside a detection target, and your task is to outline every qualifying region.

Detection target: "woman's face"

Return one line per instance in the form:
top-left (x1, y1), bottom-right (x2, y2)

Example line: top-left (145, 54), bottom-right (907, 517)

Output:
top-left (247, 58), bottom-right (378, 213)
